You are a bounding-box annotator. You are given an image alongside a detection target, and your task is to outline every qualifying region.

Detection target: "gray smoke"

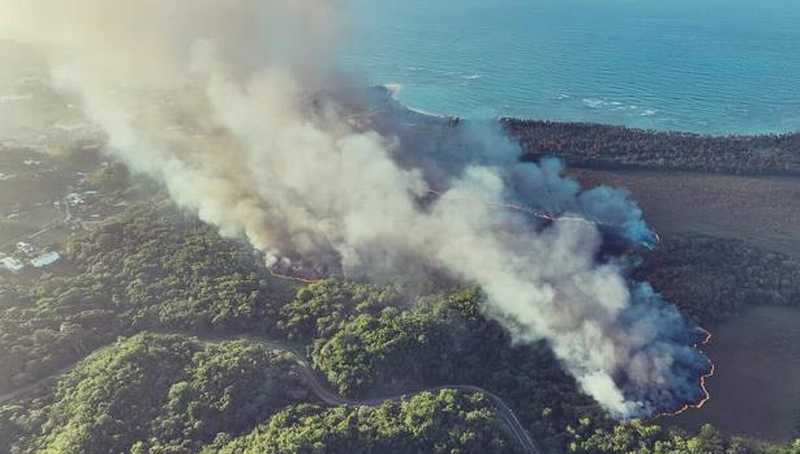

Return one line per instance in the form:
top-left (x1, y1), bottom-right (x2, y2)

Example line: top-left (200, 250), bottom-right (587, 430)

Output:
top-left (0, 0), bottom-right (706, 416)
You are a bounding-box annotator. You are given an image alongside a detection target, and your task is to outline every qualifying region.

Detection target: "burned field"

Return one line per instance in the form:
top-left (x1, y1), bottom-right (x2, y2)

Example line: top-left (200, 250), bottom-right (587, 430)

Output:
top-left (571, 168), bottom-right (800, 258)
top-left (667, 305), bottom-right (800, 442)
top-left (567, 168), bottom-right (800, 440)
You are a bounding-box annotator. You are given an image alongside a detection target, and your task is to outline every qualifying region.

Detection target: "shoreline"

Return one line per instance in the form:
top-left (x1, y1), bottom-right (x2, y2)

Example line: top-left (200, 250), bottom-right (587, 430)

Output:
top-left (377, 85), bottom-right (800, 140)
top-left (375, 85), bottom-right (800, 178)
top-left (502, 117), bottom-right (800, 142)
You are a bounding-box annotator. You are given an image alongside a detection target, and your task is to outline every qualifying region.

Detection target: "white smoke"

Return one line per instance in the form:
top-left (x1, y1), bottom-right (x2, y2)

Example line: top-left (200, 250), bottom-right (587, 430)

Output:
top-left (0, 0), bottom-right (706, 416)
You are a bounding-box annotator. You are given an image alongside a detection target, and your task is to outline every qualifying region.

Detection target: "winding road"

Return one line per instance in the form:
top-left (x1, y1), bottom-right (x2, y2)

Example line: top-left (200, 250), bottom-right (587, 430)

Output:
top-left (202, 337), bottom-right (543, 454)
top-left (260, 338), bottom-right (543, 454)
top-left (0, 335), bottom-right (543, 454)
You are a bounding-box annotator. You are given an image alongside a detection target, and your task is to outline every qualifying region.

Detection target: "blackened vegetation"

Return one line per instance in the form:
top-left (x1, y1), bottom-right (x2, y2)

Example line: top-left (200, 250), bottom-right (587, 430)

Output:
top-left (795, 408), bottom-right (800, 439)
top-left (504, 119), bottom-right (800, 176)
top-left (635, 233), bottom-right (800, 325)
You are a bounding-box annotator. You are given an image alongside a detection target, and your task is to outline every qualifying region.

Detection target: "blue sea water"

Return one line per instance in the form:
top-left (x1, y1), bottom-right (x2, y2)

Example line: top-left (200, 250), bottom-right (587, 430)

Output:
top-left (341, 0), bottom-right (800, 135)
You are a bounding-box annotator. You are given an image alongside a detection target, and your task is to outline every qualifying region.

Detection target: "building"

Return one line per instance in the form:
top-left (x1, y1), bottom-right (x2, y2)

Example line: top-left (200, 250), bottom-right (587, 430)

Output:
top-left (31, 251), bottom-right (61, 268)
top-left (16, 242), bottom-right (35, 256)
top-left (1, 256), bottom-right (25, 273)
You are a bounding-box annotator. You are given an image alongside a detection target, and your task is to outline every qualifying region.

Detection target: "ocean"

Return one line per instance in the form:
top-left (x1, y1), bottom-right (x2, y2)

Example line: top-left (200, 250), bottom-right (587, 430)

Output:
top-left (341, 0), bottom-right (800, 135)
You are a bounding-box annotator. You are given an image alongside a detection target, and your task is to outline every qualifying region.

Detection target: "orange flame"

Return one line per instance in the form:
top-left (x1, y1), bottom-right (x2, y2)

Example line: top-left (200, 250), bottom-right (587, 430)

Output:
top-left (656, 327), bottom-right (715, 418)
top-left (428, 189), bottom-right (567, 223)
top-left (266, 187), bottom-right (708, 419)
top-left (426, 189), bottom-right (660, 244)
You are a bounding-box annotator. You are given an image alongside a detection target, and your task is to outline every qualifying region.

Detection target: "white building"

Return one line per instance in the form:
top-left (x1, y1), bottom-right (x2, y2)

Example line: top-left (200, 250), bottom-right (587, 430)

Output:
top-left (1, 256), bottom-right (25, 273)
top-left (16, 242), bottom-right (35, 256)
top-left (66, 193), bottom-right (86, 206)
top-left (31, 251), bottom-right (61, 268)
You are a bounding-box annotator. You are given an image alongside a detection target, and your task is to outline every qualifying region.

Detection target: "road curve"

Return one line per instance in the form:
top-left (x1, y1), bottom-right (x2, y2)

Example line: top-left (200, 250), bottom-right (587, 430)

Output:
top-left (0, 335), bottom-right (544, 454)
top-left (201, 337), bottom-right (543, 454)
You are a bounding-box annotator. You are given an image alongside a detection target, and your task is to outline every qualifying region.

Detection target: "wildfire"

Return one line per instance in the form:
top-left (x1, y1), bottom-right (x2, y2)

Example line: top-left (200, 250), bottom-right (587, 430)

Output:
top-left (265, 187), bottom-right (709, 418)
top-left (428, 189), bottom-right (573, 223)
top-left (266, 190), bottom-right (600, 285)
top-left (426, 189), bottom-right (661, 247)
top-left (267, 188), bottom-right (665, 283)
top-left (656, 327), bottom-right (715, 418)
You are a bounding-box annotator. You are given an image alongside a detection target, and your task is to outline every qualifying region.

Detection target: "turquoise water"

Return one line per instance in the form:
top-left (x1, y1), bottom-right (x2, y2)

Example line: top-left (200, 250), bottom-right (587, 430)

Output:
top-left (341, 0), bottom-right (800, 135)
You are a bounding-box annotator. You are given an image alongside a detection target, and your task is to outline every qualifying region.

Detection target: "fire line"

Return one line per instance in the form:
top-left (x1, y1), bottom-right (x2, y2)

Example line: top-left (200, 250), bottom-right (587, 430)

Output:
top-left (265, 187), bottom-right (710, 419)
top-left (655, 327), bottom-right (715, 418)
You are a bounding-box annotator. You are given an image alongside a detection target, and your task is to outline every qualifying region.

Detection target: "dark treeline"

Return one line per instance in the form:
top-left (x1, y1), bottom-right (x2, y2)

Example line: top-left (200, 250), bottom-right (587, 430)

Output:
top-left (503, 119), bottom-right (800, 176)
top-left (635, 233), bottom-right (800, 325)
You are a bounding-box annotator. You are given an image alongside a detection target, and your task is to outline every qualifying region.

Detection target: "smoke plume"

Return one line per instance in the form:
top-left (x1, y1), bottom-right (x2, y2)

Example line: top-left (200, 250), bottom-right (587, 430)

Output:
top-left (0, 0), bottom-right (708, 416)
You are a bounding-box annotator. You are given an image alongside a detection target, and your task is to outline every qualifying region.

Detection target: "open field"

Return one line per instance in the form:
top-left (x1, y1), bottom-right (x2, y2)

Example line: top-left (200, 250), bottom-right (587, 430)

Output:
top-left (571, 169), bottom-right (800, 257)
top-left (575, 168), bottom-right (800, 441)
top-left (667, 305), bottom-right (800, 441)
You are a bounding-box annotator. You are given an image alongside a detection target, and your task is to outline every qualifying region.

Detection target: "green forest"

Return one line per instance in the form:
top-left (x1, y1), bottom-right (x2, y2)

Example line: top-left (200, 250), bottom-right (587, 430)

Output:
top-left (2, 204), bottom-right (799, 454)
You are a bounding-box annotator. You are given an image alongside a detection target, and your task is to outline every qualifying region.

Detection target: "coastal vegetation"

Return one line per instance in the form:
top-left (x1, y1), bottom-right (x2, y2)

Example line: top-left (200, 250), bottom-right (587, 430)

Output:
top-left (504, 119), bottom-right (800, 176)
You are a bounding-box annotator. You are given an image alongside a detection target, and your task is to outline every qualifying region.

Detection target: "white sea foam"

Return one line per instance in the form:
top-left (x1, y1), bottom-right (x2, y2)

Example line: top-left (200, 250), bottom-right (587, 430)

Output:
top-left (403, 103), bottom-right (447, 118)
top-left (582, 98), bottom-right (606, 109)
top-left (383, 82), bottom-right (404, 98)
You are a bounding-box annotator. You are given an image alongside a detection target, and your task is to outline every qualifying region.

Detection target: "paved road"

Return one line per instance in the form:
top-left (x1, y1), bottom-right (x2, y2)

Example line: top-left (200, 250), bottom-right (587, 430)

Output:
top-left (1, 335), bottom-right (543, 454)
top-left (0, 195), bottom-right (70, 253)
top-left (200, 337), bottom-right (543, 454)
